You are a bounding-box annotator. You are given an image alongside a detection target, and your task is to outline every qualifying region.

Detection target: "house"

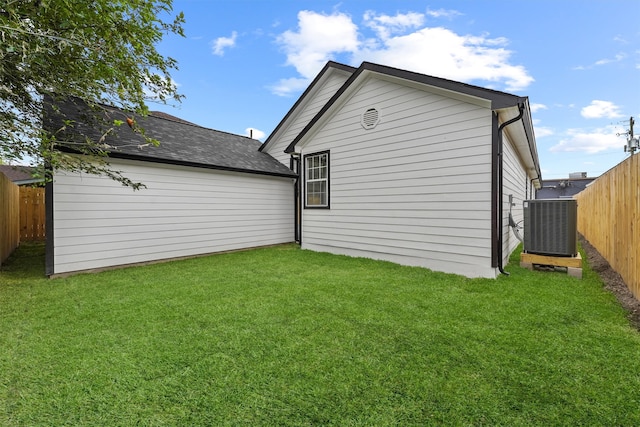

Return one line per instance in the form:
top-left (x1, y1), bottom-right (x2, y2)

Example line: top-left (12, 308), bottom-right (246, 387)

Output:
top-left (261, 61), bottom-right (542, 278)
top-left (536, 172), bottom-right (596, 199)
top-left (46, 60), bottom-right (542, 279)
top-left (0, 165), bottom-right (43, 186)
top-left (44, 98), bottom-right (297, 276)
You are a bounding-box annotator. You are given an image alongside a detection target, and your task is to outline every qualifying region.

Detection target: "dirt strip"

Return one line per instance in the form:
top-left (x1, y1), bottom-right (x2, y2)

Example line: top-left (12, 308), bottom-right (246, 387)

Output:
top-left (579, 235), bottom-right (640, 331)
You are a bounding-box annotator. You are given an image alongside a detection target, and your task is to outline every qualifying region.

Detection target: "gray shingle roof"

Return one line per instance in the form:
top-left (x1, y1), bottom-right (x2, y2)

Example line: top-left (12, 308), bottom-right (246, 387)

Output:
top-left (0, 165), bottom-right (41, 184)
top-left (45, 97), bottom-right (296, 178)
top-left (537, 178), bottom-right (596, 199)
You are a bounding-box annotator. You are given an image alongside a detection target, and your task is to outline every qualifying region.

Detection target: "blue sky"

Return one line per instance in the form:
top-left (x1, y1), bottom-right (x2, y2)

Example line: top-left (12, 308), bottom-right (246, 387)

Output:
top-left (154, 0), bottom-right (639, 180)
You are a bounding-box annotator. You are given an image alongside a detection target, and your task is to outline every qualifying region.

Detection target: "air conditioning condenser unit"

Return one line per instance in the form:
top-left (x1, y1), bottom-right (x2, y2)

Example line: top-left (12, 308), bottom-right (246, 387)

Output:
top-left (523, 199), bottom-right (577, 257)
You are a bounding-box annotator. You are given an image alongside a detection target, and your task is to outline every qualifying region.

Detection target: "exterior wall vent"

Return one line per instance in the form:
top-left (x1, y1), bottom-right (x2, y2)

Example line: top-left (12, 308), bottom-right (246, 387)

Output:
top-left (523, 199), bottom-right (578, 257)
top-left (361, 108), bottom-right (380, 129)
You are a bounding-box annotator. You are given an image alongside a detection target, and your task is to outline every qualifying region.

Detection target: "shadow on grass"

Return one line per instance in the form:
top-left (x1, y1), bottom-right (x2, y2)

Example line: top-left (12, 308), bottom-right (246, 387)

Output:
top-left (0, 242), bottom-right (46, 281)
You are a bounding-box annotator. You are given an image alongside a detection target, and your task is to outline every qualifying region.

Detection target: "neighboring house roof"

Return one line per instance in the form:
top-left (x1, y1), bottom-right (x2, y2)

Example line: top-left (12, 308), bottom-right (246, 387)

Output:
top-left (260, 61), bottom-right (357, 153)
top-left (282, 61), bottom-right (541, 185)
top-left (537, 177), bottom-right (597, 199)
top-left (44, 97), bottom-right (296, 178)
top-left (0, 165), bottom-right (42, 185)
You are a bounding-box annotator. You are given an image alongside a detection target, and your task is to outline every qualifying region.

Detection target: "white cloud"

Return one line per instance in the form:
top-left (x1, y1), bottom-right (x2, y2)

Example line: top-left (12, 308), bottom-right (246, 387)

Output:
top-left (594, 52), bottom-right (627, 66)
top-left (549, 126), bottom-right (625, 153)
top-left (581, 100), bottom-right (623, 119)
top-left (574, 52), bottom-right (627, 69)
top-left (272, 10), bottom-right (533, 96)
top-left (352, 27), bottom-right (533, 92)
top-left (268, 77), bottom-right (316, 97)
top-left (530, 103), bottom-right (547, 113)
top-left (426, 8), bottom-right (462, 19)
top-left (245, 127), bottom-right (266, 140)
top-left (534, 127), bottom-right (554, 138)
top-left (277, 10), bottom-right (359, 80)
top-left (613, 35), bottom-right (628, 44)
top-left (363, 11), bottom-right (424, 40)
top-left (212, 31), bottom-right (238, 56)
top-left (531, 118), bottom-right (553, 137)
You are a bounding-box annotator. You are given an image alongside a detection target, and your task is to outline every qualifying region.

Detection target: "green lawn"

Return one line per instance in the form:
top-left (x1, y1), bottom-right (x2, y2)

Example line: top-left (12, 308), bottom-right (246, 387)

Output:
top-left (1, 243), bottom-right (639, 426)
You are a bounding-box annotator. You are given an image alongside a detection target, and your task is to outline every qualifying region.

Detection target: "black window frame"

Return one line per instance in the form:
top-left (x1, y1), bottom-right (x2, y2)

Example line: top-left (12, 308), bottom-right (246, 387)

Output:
top-left (303, 150), bottom-right (330, 209)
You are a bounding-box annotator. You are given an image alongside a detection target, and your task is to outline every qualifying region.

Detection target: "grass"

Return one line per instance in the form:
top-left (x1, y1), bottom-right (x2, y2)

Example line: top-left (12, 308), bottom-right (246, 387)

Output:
top-left (1, 243), bottom-right (640, 426)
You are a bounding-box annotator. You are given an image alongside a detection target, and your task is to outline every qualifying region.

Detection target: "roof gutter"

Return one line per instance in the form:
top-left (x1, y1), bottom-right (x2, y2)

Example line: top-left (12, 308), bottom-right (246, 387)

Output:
top-left (495, 102), bottom-right (525, 276)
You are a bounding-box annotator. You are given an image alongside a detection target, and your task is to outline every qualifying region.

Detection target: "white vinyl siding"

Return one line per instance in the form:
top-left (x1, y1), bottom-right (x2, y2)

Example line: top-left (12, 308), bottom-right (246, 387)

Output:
top-left (299, 77), bottom-right (497, 278)
top-left (263, 71), bottom-right (351, 166)
top-left (52, 158), bottom-right (294, 274)
top-left (502, 131), bottom-right (530, 265)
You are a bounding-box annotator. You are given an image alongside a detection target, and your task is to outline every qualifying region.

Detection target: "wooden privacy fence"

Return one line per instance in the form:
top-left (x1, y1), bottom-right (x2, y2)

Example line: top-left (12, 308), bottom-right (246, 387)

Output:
top-left (575, 154), bottom-right (639, 300)
top-left (0, 174), bottom-right (45, 266)
top-left (20, 187), bottom-right (46, 241)
top-left (0, 173), bottom-right (20, 265)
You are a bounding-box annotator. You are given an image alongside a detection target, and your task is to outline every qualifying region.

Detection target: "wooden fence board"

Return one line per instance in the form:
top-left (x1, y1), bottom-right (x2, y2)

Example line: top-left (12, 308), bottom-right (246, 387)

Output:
top-left (576, 154), bottom-right (639, 300)
top-left (0, 173), bottom-right (20, 265)
top-left (20, 187), bottom-right (46, 241)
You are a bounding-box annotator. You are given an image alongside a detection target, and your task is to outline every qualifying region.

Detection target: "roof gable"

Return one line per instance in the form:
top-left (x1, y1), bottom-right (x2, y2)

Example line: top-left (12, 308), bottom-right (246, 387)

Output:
top-left (45, 97), bottom-right (296, 178)
top-left (259, 61), bottom-right (356, 154)
top-left (285, 61), bottom-right (529, 154)
top-left (282, 61), bottom-right (541, 182)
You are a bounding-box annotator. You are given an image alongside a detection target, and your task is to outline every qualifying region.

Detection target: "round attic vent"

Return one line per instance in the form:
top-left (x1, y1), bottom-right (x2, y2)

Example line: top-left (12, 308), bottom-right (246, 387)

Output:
top-left (361, 107), bottom-right (380, 129)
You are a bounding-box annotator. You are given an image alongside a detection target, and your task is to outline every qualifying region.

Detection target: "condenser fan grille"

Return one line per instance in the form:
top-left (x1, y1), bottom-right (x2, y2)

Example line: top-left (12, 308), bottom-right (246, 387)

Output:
top-left (523, 199), bottom-right (578, 256)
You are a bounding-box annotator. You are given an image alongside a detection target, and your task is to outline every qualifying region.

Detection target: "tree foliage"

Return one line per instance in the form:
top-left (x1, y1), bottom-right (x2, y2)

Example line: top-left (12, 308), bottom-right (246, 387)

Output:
top-left (0, 0), bottom-right (184, 188)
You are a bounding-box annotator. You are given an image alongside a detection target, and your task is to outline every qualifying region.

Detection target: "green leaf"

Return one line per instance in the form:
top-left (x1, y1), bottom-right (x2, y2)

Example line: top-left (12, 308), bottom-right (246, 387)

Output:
top-left (0, 0), bottom-right (185, 188)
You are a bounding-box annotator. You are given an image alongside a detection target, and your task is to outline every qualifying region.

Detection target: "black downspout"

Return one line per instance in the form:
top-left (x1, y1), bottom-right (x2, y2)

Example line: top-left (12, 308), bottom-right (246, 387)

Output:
top-left (299, 154), bottom-right (304, 245)
top-left (44, 166), bottom-right (54, 277)
top-left (496, 103), bottom-right (525, 276)
top-left (290, 155), bottom-right (301, 244)
top-left (294, 172), bottom-right (300, 243)
top-left (491, 113), bottom-right (499, 270)
top-left (297, 156), bottom-right (302, 244)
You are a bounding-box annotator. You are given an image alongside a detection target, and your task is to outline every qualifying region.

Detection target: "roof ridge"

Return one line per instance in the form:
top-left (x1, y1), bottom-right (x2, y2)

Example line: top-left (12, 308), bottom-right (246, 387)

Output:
top-left (122, 108), bottom-right (258, 143)
top-left (148, 110), bottom-right (198, 126)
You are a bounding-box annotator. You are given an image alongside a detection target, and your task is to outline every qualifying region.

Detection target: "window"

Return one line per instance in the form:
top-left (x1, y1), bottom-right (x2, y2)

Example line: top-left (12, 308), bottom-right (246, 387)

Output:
top-left (305, 151), bottom-right (329, 208)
